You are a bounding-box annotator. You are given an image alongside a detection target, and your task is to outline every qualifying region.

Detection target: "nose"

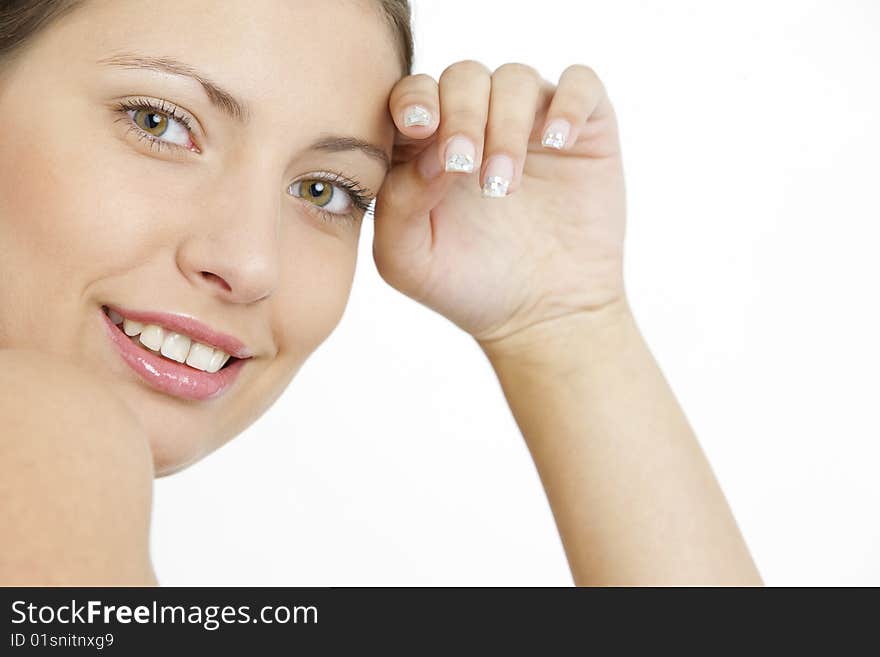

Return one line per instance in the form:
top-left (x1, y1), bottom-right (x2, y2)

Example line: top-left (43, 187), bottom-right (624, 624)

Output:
top-left (175, 168), bottom-right (282, 305)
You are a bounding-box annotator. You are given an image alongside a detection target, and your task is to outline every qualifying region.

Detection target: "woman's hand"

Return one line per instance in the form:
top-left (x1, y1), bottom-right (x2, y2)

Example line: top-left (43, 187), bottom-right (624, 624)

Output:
top-left (373, 62), bottom-right (764, 585)
top-left (372, 61), bottom-right (627, 348)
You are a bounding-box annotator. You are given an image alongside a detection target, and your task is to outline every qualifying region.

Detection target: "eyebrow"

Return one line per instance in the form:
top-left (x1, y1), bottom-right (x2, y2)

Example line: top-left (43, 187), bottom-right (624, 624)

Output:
top-left (97, 53), bottom-right (391, 172)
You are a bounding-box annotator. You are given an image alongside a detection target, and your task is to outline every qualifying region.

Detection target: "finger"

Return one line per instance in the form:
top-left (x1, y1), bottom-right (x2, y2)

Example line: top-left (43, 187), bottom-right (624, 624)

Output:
top-left (373, 73), bottom-right (454, 266)
top-left (373, 136), bottom-right (456, 273)
top-left (373, 62), bottom-right (492, 278)
top-left (373, 138), bottom-right (459, 281)
top-left (389, 73), bottom-right (440, 141)
top-left (480, 63), bottom-right (543, 198)
top-left (540, 64), bottom-right (613, 151)
top-left (435, 59), bottom-right (492, 176)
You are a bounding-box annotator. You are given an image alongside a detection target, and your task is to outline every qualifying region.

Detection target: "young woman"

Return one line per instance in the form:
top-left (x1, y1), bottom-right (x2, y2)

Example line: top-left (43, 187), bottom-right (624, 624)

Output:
top-left (0, 0), bottom-right (762, 586)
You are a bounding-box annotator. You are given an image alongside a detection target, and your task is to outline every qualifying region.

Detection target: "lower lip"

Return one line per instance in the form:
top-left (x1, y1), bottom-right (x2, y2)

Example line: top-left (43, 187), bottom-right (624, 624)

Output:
top-left (100, 309), bottom-right (247, 401)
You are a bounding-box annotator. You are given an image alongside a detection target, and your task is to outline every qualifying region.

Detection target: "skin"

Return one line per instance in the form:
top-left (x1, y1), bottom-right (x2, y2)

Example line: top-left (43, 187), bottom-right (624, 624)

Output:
top-left (0, 349), bottom-right (155, 584)
top-left (373, 60), bottom-right (764, 584)
top-left (0, 0), bottom-right (399, 476)
top-left (0, 0), bottom-right (762, 584)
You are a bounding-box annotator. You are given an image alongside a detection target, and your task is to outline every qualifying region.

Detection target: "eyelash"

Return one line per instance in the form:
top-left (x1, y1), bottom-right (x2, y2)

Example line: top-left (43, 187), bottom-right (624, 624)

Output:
top-left (289, 171), bottom-right (375, 225)
top-left (113, 97), bottom-right (375, 225)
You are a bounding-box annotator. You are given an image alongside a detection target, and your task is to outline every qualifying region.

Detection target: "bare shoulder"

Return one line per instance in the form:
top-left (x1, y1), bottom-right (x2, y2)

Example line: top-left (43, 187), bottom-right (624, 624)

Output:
top-left (0, 348), bottom-right (157, 585)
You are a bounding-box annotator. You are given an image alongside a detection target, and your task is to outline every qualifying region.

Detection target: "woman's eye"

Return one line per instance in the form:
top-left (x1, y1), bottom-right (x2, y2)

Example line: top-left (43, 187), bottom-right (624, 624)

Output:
top-left (288, 179), bottom-right (353, 216)
top-left (125, 107), bottom-right (194, 150)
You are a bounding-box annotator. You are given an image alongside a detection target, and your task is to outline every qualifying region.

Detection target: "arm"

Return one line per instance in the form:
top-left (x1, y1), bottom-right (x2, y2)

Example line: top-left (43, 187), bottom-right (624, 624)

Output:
top-left (0, 349), bottom-right (157, 585)
top-left (370, 60), bottom-right (755, 583)
top-left (477, 299), bottom-right (763, 586)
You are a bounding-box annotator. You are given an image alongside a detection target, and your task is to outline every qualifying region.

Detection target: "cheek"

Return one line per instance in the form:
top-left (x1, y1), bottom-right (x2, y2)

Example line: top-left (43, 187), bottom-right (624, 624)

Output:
top-left (0, 118), bottom-right (162, 282)
top-left (274, 225), bottom-right (361, 356)
top-left (146, 233), bottom-right (362, 476)
top-left (0, 118), bottom-right (138, 351)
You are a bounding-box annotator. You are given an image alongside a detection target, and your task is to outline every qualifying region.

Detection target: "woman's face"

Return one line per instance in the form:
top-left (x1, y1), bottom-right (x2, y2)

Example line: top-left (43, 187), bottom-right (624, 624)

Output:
top-left (0, 0), bottom-right (400, 475)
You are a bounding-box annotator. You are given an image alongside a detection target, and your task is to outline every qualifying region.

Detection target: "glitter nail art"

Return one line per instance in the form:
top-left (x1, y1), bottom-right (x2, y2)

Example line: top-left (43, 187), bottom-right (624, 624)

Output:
top-left (542, 119), bottom-right (571, 150)
top-left (445, 153), bottom-right (474, 173)
top-left (444, 135), bottom-right (476, 173)
top-left (482, 176), bottom-right (510, 198)
top-left (481, 154), bottom-right (514, 197)
top-left (404, 105), bottom-right (431, 127)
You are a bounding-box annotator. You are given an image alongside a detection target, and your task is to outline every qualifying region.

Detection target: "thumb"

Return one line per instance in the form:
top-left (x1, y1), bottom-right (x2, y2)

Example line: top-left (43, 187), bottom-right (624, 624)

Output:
top-left (372, 138), bottom-right (454, 267)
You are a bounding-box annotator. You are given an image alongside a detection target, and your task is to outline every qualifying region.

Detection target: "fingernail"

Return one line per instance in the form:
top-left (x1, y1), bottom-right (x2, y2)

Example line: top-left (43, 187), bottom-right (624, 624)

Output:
top-left (481, 154), bottom-right (515, 198)
top-left (542, 118), bottom-right (570, 149)
top-left (403, 104), bottom-right (431, 127)
top-left (444, 135), bottom-right (476, 173)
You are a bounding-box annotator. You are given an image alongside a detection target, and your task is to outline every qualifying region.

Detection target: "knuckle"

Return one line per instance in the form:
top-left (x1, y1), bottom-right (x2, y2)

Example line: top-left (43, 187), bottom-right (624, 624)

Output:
top-left (564, 63), bottom-right (602, 87)
top-left (566, 86), bottom-right (593, 108)
top-left (489, 115), bottom-right (529, 138)
top-left (493, 61), bottom-right (539, 80)
top-left (409, 73), bottom-right (436, 85)
top-left (441, 107), bottom-right (484, 128)
top-left (441, 58), bottom-right (490, 80)
top-left (560, 65), bottom-right (606, 108)
top-left (391, 73), bottom-right (436, 104)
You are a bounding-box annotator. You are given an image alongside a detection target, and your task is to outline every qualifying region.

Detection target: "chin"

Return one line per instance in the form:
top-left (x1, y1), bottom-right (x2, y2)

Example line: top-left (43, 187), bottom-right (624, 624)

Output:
top-left (147, 432), bottom-right (215, 477)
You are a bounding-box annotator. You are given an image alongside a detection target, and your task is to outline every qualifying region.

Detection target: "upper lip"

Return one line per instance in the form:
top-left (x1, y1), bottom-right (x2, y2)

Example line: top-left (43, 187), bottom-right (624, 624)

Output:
top-left (104, 304), bottom-right (254, 359)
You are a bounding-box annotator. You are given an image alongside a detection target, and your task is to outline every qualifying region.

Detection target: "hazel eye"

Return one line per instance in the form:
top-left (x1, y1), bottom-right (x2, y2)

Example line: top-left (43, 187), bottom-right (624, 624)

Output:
top-left (288, 179), bottom-right (353, 215)
top-left (127, 108), bottom-right (192, 148)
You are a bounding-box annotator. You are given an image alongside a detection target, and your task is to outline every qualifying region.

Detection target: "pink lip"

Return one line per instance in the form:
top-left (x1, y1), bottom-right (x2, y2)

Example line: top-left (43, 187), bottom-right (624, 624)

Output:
top-left (104, 303), bottom-right (253, 358)
top-left (101, 309), bottom-right (248, 401)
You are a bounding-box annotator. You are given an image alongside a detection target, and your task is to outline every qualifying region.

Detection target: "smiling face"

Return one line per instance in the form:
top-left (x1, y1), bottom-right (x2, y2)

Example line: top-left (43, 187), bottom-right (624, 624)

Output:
top-left (0, 0), bottom-right (401, 475)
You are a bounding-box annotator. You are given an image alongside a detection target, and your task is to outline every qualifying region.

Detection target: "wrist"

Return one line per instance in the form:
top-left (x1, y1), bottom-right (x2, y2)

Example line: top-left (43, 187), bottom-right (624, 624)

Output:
top-left (476, 296), bottom-right (638, 372)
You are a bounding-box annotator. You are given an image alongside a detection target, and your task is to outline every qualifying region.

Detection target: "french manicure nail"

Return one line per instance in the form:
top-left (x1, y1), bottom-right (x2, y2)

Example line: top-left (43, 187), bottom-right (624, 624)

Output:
top-left (403, 104), bottom-right (431, 127)
top-left (542, 118), bottom-right (570, 149)
top-left (444, 135), bottom-right (475, 173)
top-left (482, 154), bottom-right (515, 198)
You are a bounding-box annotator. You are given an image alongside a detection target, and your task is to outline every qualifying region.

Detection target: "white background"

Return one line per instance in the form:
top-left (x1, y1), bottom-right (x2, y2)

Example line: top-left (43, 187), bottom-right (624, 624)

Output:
top-left (151, 0), bottom-right (880, 585)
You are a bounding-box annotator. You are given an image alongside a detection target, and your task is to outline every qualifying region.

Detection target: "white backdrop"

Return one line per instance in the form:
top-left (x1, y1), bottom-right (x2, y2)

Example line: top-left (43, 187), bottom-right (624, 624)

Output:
top-left (150, 0), bottom-right (880, 586)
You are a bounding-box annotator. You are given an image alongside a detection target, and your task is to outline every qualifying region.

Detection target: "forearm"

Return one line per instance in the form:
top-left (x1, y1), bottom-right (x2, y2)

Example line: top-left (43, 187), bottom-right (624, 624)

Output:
top-left (478, 299), bottom-right (762, 586)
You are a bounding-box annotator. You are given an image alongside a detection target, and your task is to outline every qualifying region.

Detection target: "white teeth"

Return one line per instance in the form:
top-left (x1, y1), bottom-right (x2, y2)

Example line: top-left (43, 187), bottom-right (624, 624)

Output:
top-left (160, 331), bottom-right (191, 363)
top-left (138, 324), bottom-right (166, 351)
top-left (123, 318), bottom-right (145, 336)
top-left (206, 350), bottom-right (231, 373)
top-left (114, 312), bottom-right (234, 372)
top-left (185, 341), bottom-right (216, 372)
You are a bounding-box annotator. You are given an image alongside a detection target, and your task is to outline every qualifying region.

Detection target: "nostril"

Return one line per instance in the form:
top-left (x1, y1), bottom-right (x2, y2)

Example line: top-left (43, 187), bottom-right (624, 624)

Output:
top-left (201, 271), bottom-right (232, 292)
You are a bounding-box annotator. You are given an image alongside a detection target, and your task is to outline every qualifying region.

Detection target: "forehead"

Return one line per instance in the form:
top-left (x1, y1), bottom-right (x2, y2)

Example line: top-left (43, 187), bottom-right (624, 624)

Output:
top-left (54, 0), bottom-right (401, 137)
